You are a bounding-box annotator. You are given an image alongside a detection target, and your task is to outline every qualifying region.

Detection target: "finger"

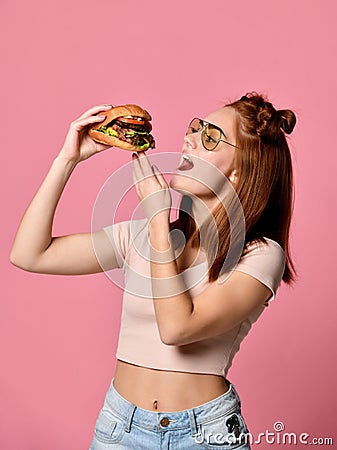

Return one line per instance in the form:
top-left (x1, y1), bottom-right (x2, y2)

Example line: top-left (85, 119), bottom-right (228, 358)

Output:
top-left (77, 104), bottom-right (113, 120)
top-left (151, 164), bottom-right (164, 187)
top-left (95, 141), bottom-right (113, 152)
top-left (152, 164), bottom-right (168, 188)
top-left (135, 151), bottom-right (154, 178)
top-left (132, 170), bottom-right (140, 191)
top-left (71, 114), bottom-right (107, 131)
top-left (132, 156), bottom-right (144, 185)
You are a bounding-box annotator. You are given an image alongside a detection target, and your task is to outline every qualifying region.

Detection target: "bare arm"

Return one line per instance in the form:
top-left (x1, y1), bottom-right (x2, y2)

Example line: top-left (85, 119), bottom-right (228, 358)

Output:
top-left (132, 151), bottom-right (273, 346)
top-left (9, 104), bottom-right (119, 275)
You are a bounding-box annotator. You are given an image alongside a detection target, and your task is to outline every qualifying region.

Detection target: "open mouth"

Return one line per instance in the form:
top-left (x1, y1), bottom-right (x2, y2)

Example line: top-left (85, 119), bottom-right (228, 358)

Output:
top-left (177, 154), bottom-right (194, 171)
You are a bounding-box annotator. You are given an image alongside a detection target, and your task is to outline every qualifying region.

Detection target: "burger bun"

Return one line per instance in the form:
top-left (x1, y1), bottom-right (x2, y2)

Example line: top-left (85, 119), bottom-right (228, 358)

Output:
top-left (88, 104), bottom-right (153, 152)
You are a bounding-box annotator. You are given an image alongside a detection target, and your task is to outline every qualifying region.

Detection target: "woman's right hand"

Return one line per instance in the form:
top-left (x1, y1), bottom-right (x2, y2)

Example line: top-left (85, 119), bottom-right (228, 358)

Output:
top-left (10, 103), bottom-right (121, 275)
top-left (58, 104), bottom-right (114, 164)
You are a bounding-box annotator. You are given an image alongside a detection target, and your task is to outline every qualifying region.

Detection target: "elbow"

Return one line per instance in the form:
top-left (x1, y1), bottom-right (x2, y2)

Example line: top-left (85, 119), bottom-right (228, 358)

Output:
top-left (158, 327), bottom-right (178, 346)
top-left (9, 250), bottom-right (34, 272)
top-left (9, 256), bottom-right (26, 271)
top-left (160, 335), bottom-right (178, 346)
top-left (159, 327), bottom-right (190, 346)
top-left (157, 312), bottom-right (196, 346)
top-left (9, 243), bottom-right (20, 266)
top-left (9, 250), bottom-right (20, 267)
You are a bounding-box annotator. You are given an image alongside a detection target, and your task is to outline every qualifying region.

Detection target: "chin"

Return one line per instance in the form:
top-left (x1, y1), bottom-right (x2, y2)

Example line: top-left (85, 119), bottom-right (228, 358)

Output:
top-left (170, 172), bottom-right (192, 193)
top-left (170, 172), bottom-right (184, 190)
top-left (169, 172), bottom-right (210, 198)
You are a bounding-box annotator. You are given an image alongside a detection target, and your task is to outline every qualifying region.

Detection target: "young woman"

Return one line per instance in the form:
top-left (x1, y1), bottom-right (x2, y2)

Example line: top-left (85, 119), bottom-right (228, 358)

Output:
top-left (10, 92), bottom-right (296, 449)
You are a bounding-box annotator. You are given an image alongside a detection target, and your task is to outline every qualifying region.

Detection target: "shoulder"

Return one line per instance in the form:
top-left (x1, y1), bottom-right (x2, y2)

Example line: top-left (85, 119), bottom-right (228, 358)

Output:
top-left (243, 237), bottom-right (285, 263)
top-left (233, 237), bottom-right (286, 303)
top-left (103, 218), bottom-right (149, 266)
top-left (103, 218), bottom-right (148, 240)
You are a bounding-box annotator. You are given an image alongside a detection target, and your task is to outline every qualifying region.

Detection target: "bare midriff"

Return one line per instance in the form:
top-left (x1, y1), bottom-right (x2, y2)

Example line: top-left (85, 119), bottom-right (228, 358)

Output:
top-left (113, 243), bottom-right (229, 412)
top-left (113, 360), bottom-right (229, 412)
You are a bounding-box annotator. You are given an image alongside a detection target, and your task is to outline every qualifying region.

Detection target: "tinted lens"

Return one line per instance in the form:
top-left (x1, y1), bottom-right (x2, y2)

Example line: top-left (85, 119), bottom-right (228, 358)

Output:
top-left (202, 124), bottom-right (221, 150)
top-left (186, 118), bottom-right (202, 135)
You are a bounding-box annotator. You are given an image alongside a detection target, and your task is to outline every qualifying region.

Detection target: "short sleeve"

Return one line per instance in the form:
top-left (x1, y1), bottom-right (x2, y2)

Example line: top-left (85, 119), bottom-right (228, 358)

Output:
top-left (103, 218), bottom-right (148, 269)
top-left (234, 238), bottom-right (286, 302)
top-left (103, 220), bottom-right (132, 269)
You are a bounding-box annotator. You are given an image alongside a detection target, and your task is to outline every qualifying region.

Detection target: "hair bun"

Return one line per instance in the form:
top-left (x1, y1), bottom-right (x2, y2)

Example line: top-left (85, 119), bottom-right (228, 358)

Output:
top-left (237, 92), bottom-right (296, 138)
top-left (276, 109), bottom-right (296, 135)
top-left (256, 107), bottom-right (275, 137)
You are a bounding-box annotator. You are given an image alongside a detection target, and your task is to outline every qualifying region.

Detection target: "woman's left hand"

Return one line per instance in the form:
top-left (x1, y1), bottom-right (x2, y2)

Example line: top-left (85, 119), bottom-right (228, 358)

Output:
top-left (132, 152), bottom-right (171, 223)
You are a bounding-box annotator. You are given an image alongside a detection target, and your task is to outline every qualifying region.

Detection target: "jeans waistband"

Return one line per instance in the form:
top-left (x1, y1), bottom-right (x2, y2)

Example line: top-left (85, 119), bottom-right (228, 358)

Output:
top-left (103, 377), bottom-right (242, 435)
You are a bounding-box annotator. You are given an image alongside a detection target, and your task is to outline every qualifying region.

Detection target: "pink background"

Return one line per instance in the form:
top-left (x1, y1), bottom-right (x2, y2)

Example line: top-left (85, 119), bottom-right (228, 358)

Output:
top-left (1, 1), bottom-right (336, 448)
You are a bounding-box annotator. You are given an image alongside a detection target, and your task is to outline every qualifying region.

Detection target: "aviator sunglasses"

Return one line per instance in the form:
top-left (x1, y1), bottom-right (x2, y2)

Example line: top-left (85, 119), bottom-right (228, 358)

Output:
top-left (186, 118), bottom-right (239, 151)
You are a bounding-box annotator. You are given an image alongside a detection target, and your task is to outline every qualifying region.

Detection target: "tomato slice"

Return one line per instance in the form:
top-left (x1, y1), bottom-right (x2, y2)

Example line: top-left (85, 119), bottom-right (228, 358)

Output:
top-left (118, 116), bottom-right (145, 125)
top-left (117, 116), bottom-right (152, 131)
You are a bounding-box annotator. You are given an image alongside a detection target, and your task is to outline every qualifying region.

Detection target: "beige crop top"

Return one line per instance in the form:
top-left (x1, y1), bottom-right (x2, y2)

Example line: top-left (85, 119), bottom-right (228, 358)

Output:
top-left (103, 218), bottom-right (285, 378)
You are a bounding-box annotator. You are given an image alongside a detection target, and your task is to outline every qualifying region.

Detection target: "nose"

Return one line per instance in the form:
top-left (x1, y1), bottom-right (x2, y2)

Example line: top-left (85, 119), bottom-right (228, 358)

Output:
top-left (183, 132), bottom-right (198, 149)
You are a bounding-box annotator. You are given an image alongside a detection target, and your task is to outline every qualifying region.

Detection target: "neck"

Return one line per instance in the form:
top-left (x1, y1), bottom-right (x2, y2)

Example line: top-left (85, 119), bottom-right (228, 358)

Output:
top-left (188, 183), bottom-right (236, 245)
top-left (190, 195), bottom-right (218, 229)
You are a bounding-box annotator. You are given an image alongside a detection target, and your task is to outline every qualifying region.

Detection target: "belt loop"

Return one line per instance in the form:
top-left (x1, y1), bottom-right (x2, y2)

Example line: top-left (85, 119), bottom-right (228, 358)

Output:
top-left (229, 380), bottom-right (242, 407)
top-left (124, 404), bottom-right (137, 433)
top-left (188, 409), bottom-right (198, 437)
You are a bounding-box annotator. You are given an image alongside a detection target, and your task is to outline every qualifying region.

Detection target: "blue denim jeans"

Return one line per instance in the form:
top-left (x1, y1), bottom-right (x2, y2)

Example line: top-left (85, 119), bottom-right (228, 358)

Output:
top-left (89, 377), bottom-right (251, 449)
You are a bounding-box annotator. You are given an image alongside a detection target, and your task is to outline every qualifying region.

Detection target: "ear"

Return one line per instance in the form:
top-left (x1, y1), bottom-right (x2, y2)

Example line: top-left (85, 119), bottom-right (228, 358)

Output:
top-left (228, 169), bottom-right (237, 184)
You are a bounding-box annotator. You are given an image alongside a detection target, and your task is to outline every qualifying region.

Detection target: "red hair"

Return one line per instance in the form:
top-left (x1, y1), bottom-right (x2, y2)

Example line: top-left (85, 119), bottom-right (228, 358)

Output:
top-left (171, 92), bottom-right (297, 285)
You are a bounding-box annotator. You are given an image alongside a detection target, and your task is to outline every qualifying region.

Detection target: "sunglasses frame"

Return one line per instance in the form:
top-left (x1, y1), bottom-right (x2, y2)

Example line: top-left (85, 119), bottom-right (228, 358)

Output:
top-left (186, 118), bottom-right (240, 151)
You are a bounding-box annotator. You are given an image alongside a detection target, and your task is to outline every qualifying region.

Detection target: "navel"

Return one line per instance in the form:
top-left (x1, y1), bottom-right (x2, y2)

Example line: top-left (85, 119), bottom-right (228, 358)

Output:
top-left (152, 399), bottom-right (158, 410)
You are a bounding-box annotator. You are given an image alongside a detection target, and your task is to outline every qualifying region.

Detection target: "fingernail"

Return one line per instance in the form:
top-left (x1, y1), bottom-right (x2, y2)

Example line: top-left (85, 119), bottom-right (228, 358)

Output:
top-left (97, 115), bottom-right (106, 119)
top-left (104, 104), bottom-right (112, 107)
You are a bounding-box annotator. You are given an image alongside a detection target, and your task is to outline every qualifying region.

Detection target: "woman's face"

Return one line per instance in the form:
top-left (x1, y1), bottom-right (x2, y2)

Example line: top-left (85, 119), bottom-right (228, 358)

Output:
top-left (170, 106), bottom-right (238, 201)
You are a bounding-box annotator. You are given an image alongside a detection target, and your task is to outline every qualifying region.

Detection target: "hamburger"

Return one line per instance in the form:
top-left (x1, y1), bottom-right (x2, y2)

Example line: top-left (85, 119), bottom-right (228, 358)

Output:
top-left (88, 104), bottom-right (156, 152)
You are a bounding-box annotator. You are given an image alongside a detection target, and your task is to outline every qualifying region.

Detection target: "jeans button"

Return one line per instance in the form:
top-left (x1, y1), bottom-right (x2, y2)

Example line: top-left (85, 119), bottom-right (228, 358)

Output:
top-left (160, 417), bottom-right (170, 427)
